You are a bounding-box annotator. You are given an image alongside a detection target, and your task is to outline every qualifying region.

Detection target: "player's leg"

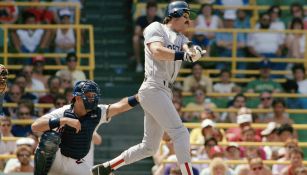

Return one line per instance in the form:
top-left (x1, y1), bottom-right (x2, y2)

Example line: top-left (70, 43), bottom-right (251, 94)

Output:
top-left (141, 89), bottom-right (194, 175)
top-left (92, 111), bottom-right (163, 175)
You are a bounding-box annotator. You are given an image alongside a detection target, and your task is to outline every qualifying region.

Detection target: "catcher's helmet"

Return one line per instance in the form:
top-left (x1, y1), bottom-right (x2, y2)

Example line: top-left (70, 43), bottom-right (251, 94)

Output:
top-left (73, 80), bottom-right (101, 110)
top-left (166, 1), bottom-right (190, 18)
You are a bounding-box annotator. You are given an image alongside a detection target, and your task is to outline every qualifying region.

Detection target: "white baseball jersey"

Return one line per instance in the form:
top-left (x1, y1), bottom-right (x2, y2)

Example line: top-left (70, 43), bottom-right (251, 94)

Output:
top-left (143, 21), bottom-right (189, 83)
top-left (121, 21), bottom-right (194, 175)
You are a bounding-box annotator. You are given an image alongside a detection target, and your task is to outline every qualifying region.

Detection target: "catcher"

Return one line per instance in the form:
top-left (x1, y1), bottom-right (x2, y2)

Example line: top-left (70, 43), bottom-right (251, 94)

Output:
top-left (31, 80), bottom-right (140, 175)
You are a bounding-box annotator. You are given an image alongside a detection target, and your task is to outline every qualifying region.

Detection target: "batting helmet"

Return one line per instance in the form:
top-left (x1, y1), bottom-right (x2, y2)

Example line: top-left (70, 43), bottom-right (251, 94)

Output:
top-left (166, 1), bottom-right (190, 18)
top-left (73, 80), bottom-right (101, 110)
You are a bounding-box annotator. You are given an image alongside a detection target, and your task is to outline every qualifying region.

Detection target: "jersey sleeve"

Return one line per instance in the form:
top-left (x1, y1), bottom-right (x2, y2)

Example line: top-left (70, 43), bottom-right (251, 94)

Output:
top-left (97, 104), bottom-right (111, 124)
top-left (143, 22), bottom-right (165, 44)
top-left (43, 105), bottom-right (70, 119)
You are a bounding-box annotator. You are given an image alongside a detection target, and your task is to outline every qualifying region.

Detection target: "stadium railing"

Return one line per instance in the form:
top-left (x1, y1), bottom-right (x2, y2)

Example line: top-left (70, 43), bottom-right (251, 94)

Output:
top-left (0, 2), bottom-right (96, 79)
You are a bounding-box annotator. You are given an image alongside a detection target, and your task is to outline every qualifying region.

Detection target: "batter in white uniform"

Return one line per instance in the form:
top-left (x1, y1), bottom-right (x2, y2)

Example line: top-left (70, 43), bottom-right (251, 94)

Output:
top-left (92, 1), bottom-right (205, 175)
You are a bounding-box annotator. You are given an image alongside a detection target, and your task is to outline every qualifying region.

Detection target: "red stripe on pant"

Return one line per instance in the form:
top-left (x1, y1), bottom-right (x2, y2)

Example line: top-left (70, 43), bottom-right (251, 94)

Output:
top-left (184, 162), bottom-right (192, 175)
top-left (111, 159), bottom-right (124, 169)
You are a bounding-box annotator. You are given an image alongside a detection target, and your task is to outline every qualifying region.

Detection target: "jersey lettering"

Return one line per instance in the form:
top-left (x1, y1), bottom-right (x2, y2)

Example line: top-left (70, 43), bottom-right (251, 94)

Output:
top-left (167, 44), bottom-right (180, 51)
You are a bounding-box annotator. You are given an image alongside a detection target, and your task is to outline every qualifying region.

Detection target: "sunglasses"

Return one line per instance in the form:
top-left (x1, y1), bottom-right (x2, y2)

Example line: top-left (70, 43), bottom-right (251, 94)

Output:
top-left (17, 153), bottom-right (30, 158)
top-left (1, 123), bottom-right (11, 127)
top-left (0, 69), bottom-right (8, 76)
top-left (252, 166), bottom-right (263, 171)
top-left (261, 97), bottom-right (271, 101)
top-left (19, 112), bottom-right (30, 116)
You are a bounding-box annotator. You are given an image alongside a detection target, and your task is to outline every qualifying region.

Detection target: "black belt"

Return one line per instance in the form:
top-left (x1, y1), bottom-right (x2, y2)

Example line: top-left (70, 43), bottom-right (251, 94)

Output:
top-left (144, 77), bottom-right (173, 89)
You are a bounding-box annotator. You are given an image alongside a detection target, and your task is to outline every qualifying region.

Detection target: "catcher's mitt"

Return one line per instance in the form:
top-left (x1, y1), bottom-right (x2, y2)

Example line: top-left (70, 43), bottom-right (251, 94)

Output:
top-left (0, 64), bottom-right (8, 95)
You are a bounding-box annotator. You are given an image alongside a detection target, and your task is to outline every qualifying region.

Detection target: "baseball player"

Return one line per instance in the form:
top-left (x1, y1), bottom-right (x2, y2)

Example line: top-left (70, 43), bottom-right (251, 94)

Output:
top-left (31, 80), bottom-right (140, 175)
top-left (92, 1), bottom-right (206, 175)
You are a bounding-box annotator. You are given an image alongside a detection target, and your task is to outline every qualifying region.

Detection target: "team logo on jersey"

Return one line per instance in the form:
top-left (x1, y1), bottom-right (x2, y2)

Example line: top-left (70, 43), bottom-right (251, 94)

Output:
top-left (91, 114), bottom-right (97, 118)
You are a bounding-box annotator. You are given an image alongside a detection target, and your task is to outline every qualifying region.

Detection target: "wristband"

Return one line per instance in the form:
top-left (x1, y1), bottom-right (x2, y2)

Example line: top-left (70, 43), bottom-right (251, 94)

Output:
top-left (174, 51), bottom-right (185, 61)
top-left (49, 117), bottom-right (60, 129)
top-left (128, 96), bottom-right (139, 107)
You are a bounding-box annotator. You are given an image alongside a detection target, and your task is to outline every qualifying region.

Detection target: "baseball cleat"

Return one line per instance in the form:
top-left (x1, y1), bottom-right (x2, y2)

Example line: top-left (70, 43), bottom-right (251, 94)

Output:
top-left (91, 164), bottom-right (112, 175)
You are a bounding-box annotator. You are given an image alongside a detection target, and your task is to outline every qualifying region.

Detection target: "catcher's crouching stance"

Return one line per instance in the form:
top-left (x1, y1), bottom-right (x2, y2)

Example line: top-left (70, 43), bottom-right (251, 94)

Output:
top-left (32, 80), bottom-right (140, 175)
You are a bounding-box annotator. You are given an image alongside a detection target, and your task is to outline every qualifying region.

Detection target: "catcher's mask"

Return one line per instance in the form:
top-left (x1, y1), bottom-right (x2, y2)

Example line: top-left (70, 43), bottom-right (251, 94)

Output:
top-left (73, 80), bottom-right (101, 110)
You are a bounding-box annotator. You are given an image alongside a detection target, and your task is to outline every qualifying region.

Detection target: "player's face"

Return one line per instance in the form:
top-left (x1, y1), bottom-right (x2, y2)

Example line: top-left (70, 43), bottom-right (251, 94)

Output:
top-left (173, 12), bottom-right (190, 32)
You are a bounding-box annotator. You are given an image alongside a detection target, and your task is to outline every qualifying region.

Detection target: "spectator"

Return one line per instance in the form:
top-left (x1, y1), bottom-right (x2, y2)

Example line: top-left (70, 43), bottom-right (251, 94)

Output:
top-left (49, 94), bottom-right (68, 112)
top-left (190, 119), bottom-right (216, 145)
top-left (245, 59), bottom-right (283, 93)
top-left (277, 124), bottom-right (295, 142)
top-left (247, 157), bottom-right (272, 175)
top-left (152, 132), bottom-right (175, 175)
top-left (3, 83), bottom-right (23, 117)
top-left (55, 52), bottom-right (86, 84)
top-left (265, 99), bottom-right (293, 125)
top-left (183, 62), bottom-right (212, 93)
top-left (261, 122), bottom-right (280, 160)
top-left (64, 87), bottom-right (73, 102)
top-left (220, 94), bottom-right (246, 123)
top-left (272, 138), bottom-right (299, 175)
top-left (31, 55), bottom-right (49, 88)
top-left (11, 11), bottom-right (49, 59)
top-left (281, 148), bottom-right (304, 175)
top-left (283, 79), bottom-right (305, 109)
top-left (215, 10), bottom-right (246, 70)
top-left (0, 117), bottom-right (16, 154)
top-left (267, 5), bottom-right (285, 30)
top-left (50, 0), bottom-right (82, 23)
top-left (213, 69), bottom-right (236, 93)
top-left (225, 143), bottom-right (241, 169)
top-left (184, 88), bottom-right (217, 122)
top-left (24, 0), bottom-right (54, 24)
top-left (57, 70), bottom-right (73, 90)
top-left (247, 13), bottom-right (285, 71)
top-left (193, 137), bottom-right (218, 171)
top-left (133, 1), bottom-right (161, 72)
top-left (54, 8), bottom-right (76, 65)
top-left (257, 91), bottom-right (273, 122)
top-left (234, 9), bottom-right (250, 42)
top-left (241, 126), bottom-right (260, 142)
top-left (38, 76), bottom-right (61, 115)
top-left (3, 137), bottom-right (35, 173)
top-left (5, 145), bottom-right (34, 174)
top-left (286, 18), bottom-right (305, 60)
top-left (11, 100), bottom-right (36, 137)
top-left (226, 112), bottom-right (258, 141)
top-left (292, 64), bottom-right (307, 94)
top-left (200, 157), bottom-right (235, 175)
top-left (289, 2), bottom-right (304, 21)
top-left (193, 3), bottom-right (222, 51)
top-left (13, 75), bottom-right (38, 103)
top-left (21, 65), bottom-right (45, 97)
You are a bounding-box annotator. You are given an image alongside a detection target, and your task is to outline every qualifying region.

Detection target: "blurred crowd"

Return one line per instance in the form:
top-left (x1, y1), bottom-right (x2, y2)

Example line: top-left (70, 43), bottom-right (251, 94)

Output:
top-left (0, 0), bottom-right (92, 173)
top-left (133, 1), bottom-right (307, 175)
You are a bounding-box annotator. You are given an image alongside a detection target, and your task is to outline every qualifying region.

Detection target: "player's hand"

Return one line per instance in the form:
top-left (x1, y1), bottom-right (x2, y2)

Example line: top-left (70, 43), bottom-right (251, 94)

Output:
top-left (63, 118), bottom-right (81, 133)
top-left (183, 45), bottom-right (206, 62)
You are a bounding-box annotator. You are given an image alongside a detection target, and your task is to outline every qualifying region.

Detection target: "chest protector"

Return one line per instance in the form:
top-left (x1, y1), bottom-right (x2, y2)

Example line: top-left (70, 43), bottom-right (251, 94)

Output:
top-left (60, 107), bottom-right (101, 159)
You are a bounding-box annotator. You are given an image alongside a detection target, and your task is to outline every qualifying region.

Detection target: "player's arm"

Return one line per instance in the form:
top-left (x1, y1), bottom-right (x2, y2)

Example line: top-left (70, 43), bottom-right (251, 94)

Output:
top-left (107, 94), bottom-right (139, 118)
top-left (31, 113), bottom-right (81, 133)
top-left (148, 41), bottom-right (178, 61)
